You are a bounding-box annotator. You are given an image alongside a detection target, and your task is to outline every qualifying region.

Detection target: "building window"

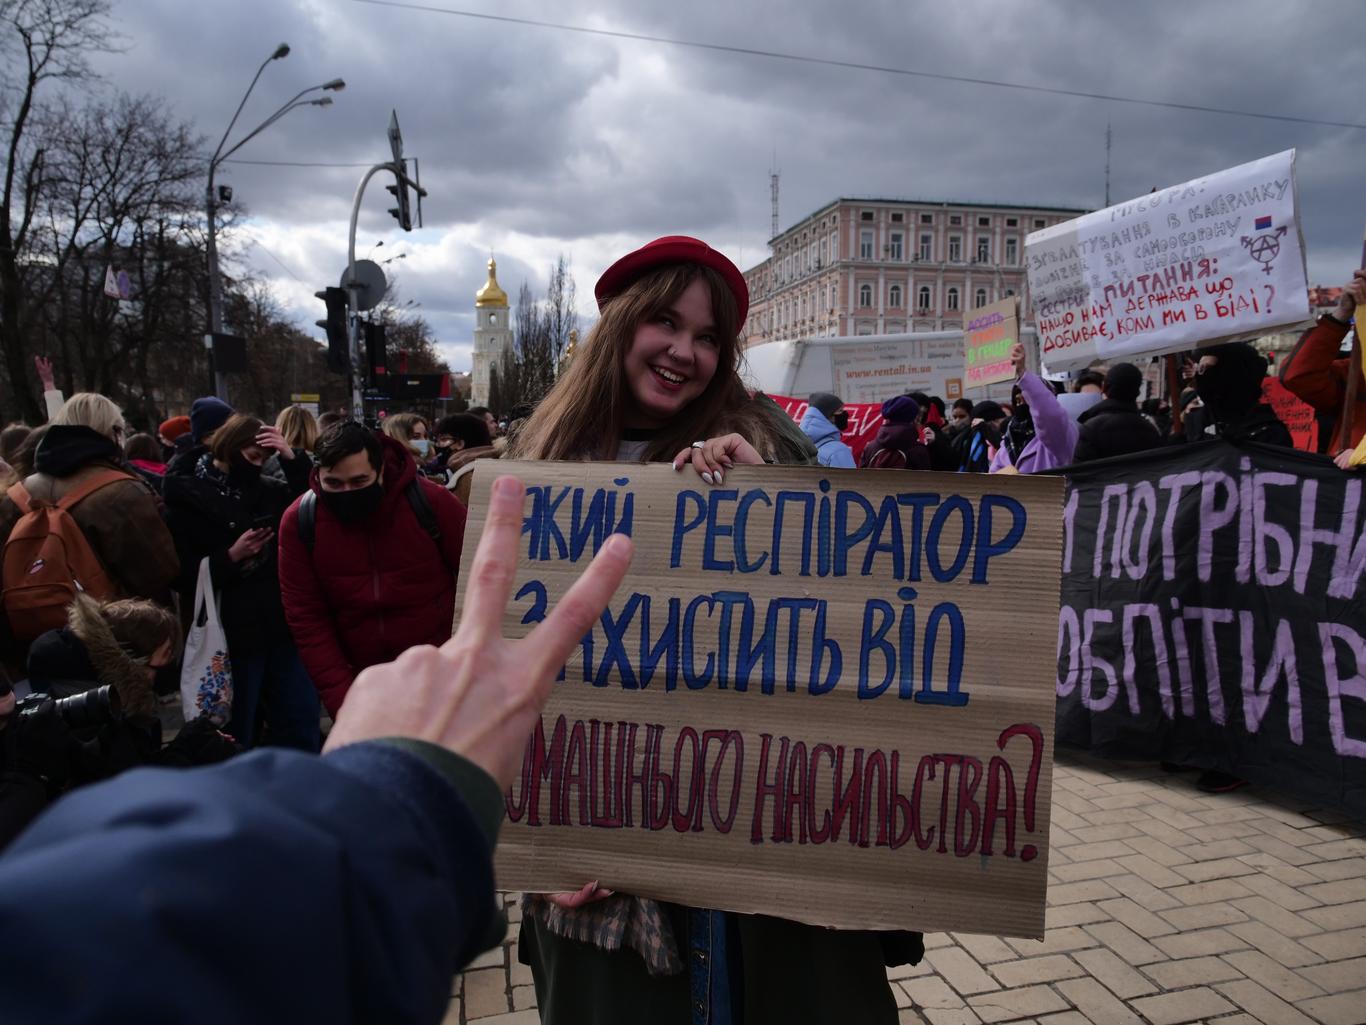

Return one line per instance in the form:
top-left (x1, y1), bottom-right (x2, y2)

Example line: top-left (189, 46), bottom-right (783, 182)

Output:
top-left (920, 213), bottom-right (933, 224)
top-left (829, 284), bottom-right (836, 308)
top-left (858, 324), bottom-right (874, 336)
top-left (1006, 217), bottom-right (1019, 227)
top-left (1005, 288), bottom-right (1016, 297)
top-left (977, 216), bottom-right (991, 227)
top-left (976, 236), bottom-right (990, 263)
top-left (860, 230), bottom-right (874, 260)
top-left (947, 287), bottom-right (960, 311)
top-left (820, 238), bottom-right (827, 265)
top-left (975, 288), bottom-right (988, 308)
top-left (858, 283), bottom-right (873, 307)
top-left (1033, 218), bottom-right (1046, 229)
top-left (889, 232), bottom-right (903, 261)
top-left (889, 284), bottom-right (903, 307)
top-left (1005, 237), bottom-right (1018, 265)
top-left (861, 210), bottom-right (874, 221)
top-left (949, 214), bottom-right (963, 226)
top-left (918, 285), bottom-right (931, 310)
top-left (891, 212), bottom-right (904, 222)
top-left (948, 236), bottom-right (962, 262)
top-left (918, 234), bottom-right (932, 261)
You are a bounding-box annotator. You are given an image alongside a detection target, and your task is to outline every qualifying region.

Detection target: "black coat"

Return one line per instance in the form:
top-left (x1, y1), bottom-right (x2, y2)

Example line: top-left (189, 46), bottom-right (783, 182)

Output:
top-left (1073, 399), bottom-right (1163, 463)
top-left (163, 456), bottom-right (309, 657)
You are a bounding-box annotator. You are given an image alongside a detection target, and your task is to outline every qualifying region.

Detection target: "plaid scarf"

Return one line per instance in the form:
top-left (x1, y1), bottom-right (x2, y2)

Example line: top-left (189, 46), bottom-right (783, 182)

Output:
top-left (523, 893), bottom-right (683, 976)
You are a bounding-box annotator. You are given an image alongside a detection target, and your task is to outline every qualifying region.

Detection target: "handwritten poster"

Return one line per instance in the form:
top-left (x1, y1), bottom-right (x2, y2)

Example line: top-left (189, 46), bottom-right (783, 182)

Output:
top-left (455, 462), bottom-right (1064, 938)
top-left (1026, 150), bottom-right (1310, 372)
top-left (964, 297), bottom-right (1020, 388)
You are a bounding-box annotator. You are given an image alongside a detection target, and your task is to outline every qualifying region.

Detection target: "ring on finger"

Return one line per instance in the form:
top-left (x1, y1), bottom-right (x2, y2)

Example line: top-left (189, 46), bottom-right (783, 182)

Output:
top-left (692, 440), bottom-right (706, 450)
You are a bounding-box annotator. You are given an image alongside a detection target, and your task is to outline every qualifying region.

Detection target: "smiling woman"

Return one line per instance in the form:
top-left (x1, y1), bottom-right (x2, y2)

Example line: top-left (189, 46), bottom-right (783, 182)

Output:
top-left (507, 236), bottom-right (915, 1025)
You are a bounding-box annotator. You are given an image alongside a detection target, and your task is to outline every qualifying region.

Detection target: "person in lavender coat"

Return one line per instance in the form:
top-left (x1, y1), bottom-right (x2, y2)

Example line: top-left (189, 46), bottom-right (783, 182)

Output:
top-left (990, 343), bottom-right (1078, 473)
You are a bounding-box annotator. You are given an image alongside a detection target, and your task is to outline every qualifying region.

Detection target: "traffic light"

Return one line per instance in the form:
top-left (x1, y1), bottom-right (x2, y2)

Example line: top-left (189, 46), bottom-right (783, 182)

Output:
top-left (315, 287), bottom-right (349, 373)
top-left (386, 171), bottom-right (412, 232)
top-left (386, 110), bottom-right (413, 231)
top-left (363, 320), bottom-right (387, 384)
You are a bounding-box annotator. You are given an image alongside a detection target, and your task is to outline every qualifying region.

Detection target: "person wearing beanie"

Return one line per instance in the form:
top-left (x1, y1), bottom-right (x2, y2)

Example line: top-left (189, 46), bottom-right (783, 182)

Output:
top-left (167, 398), bottom-right (234, 478)
top-left (190, 397), bottom-right (233, 445)
top-left (1072, 362), bottom-right (1163, 463)
top-left (1187, 343), bottom-right (1292, 447)
top-left (157, 415), bottom-right (193, 463)
top-left (861, 394), bottom-right (930, 470)
top-left (799, 391), bottom-right (856, 468)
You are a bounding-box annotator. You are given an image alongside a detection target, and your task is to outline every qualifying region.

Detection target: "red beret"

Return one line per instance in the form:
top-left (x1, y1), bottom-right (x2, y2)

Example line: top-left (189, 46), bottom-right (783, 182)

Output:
top-left (159, 415), bottom-right (192, 441)
top-left (594, 236), bottom-right (749, 328)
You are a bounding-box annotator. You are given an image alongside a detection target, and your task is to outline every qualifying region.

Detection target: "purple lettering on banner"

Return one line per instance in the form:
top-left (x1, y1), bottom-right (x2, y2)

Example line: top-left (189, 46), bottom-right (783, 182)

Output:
top-left (1254, 471), bottom-right (1298, 587)
top-left (1121, 482), bottom-right (1157, 581)
top-left (1197, 471), bottom-right (1238, 583)
top-left (1168, 598), bottom-right (1197, 718)
top-left (1123, 604), bottom-right (1168, 718)
top-left (1062, 487), bottom-right (1080, 575)
top-left (1239, 613), bottom-right (1302, 744)
top-left (1094, 484), bottom-right (1129, 579)
top-left (1237, 459), bottom-right (1255, 586)
top-left (1080, 608), bottom-right (1118, 711)
top-left (1318, 623), bottom-right (1366, 759)
top-left (1159, 471), bottom-right (1201, 581)
top-left (1057, 606), bottom-right (1080, 697)
top-left (1295, 479), bottom-right (1363, 599)
top-left (1184, 606), bottom-right (1234, 725)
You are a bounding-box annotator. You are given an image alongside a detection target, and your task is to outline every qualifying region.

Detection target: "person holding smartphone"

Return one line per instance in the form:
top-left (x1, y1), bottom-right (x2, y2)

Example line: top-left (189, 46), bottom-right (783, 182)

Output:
top-left (164, 414), bottom-right (319, 750)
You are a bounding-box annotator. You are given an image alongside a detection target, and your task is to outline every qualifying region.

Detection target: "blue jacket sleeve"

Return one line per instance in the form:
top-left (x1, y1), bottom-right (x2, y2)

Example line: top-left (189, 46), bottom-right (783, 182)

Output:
top-left (0, 741), bottom-right (503, 1025)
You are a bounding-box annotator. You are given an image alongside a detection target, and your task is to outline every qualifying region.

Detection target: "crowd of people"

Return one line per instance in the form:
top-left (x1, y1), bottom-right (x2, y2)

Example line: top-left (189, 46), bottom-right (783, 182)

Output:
top-left (0, 238), bottom-right (1359, 1023)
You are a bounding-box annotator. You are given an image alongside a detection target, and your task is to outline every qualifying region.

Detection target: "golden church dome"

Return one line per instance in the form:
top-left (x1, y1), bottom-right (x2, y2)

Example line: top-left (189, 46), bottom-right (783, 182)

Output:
top-left (475, 256), bottom-right (509, 308)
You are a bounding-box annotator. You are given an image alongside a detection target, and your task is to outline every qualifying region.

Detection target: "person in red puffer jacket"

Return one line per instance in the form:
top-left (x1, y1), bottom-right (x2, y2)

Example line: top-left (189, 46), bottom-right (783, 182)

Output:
top-left (278, 422), bottom-right (466, 719)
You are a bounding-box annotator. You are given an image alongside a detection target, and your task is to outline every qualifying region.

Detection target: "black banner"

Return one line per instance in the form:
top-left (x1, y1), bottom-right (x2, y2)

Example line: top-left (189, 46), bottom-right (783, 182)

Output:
top-left (1056, 440), bottom-right (1366, 817)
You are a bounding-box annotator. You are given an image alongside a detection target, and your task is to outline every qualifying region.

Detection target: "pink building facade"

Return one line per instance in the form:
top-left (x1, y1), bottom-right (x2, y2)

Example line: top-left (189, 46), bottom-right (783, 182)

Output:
top-left (741, 197), bottom-right (1087, 347)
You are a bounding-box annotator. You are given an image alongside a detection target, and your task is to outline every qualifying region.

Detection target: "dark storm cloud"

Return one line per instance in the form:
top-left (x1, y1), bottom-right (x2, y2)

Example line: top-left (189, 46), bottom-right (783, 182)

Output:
top-left (89, 1), bottom-right (1366, 368)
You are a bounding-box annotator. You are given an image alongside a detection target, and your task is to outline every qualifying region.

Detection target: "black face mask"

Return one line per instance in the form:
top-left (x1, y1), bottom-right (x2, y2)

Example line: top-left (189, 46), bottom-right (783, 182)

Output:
top-left (321, 482), bottom-right (383, 524)
top-left (831, 410), bottom-right (850, 432)
top-left (228, 458), bottom-right (262, 489)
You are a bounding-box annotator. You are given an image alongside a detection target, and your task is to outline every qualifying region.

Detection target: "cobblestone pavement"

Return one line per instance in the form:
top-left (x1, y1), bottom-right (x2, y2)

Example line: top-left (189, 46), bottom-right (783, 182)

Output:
top-left (448, 750), bottom-right (1366, 1025)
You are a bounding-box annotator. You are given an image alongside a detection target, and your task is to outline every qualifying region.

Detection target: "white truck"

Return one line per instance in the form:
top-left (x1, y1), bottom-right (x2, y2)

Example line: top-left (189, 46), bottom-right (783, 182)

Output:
top-left (740, 329), bottom-right (1038, 405)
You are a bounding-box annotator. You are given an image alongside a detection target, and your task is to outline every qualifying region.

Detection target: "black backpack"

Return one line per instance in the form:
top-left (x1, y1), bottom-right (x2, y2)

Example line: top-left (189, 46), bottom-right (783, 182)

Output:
top-left (295, 480), bottom-right (441, 553)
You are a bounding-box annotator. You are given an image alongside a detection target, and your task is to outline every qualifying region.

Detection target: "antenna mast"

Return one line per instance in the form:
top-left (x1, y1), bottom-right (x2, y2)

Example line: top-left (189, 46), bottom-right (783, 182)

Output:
top-left (770, 165), bottom-right (780, 241)
top-left (1104, 121), bottom-right (1112, 207)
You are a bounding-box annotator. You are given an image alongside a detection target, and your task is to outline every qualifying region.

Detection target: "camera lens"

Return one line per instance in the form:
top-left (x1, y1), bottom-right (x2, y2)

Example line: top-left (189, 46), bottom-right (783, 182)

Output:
top-left (52, 685), bottom-right (121, 730)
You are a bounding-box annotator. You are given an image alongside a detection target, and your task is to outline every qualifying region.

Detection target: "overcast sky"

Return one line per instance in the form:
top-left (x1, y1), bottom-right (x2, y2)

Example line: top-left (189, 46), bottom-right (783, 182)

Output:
top-left (89, 0), bottom-right (1366, 373)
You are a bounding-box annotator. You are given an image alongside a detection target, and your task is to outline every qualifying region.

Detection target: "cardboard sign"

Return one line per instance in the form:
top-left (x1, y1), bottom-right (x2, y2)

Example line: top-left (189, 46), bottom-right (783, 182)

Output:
top-left (1026, 150), bottom-right (1310, 372)
top-left (964, 297), bottom-right (1020, 389)
top-left (1261, 378), bottom-right (1319, 452)
top-left (768, 395), bottom-right (881, 464)
top-left (455, 462), bottom-right (1064, 938)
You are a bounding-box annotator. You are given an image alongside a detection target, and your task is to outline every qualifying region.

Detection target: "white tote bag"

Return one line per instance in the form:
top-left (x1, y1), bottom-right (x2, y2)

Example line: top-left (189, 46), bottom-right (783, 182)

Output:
top-left (179, 557), bottom-right (233, 726)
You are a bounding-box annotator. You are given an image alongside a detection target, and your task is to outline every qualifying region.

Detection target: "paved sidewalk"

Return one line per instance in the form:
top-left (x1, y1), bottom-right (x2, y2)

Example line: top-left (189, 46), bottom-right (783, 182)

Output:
top-left (448, 750), bottom-right (1366, 1025)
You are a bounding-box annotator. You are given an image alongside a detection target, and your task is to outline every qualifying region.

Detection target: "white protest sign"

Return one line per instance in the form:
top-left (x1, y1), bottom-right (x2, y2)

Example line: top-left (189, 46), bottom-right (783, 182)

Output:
top-left (1026, 150), bottom-right (1309, 372)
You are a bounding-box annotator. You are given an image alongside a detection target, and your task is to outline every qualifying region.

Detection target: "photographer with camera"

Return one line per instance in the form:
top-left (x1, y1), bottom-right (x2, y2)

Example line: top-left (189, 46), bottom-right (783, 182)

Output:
top-left (0, 476), bottom-right (632, 1024)
top-left (0, 594), bottom-right (183, 847)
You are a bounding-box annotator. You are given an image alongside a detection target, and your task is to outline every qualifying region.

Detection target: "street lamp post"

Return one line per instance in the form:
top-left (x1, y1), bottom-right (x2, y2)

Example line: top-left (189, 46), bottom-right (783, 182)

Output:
top-left (205, 43), bottom-right (343, 401)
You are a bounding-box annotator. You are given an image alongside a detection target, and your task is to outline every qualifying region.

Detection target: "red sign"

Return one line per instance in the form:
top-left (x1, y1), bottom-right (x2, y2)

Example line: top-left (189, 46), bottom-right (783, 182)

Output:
top-left (769, 395), bottom-right (883, 464)
top-left (1261, 378), bottom-right (1319, 452)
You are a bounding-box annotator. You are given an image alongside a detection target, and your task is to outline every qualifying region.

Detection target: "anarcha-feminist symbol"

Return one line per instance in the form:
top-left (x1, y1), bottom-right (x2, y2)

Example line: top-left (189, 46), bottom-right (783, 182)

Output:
top-left (1241, 223), bottom-right (1288, 275)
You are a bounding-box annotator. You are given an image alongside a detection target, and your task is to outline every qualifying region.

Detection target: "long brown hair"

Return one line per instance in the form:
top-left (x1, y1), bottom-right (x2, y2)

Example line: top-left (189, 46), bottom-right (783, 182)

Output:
top-left (209, 414), bottom-right (264, 464)
top-left (509, 263), bottom-right (775, 462)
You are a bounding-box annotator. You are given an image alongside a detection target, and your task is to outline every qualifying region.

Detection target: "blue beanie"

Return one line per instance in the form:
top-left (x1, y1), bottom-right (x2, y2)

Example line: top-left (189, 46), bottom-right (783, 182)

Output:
top-left (190, 397), bottom-right (233, 443)
top-left (881, 395), bottom-right (920, 424)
